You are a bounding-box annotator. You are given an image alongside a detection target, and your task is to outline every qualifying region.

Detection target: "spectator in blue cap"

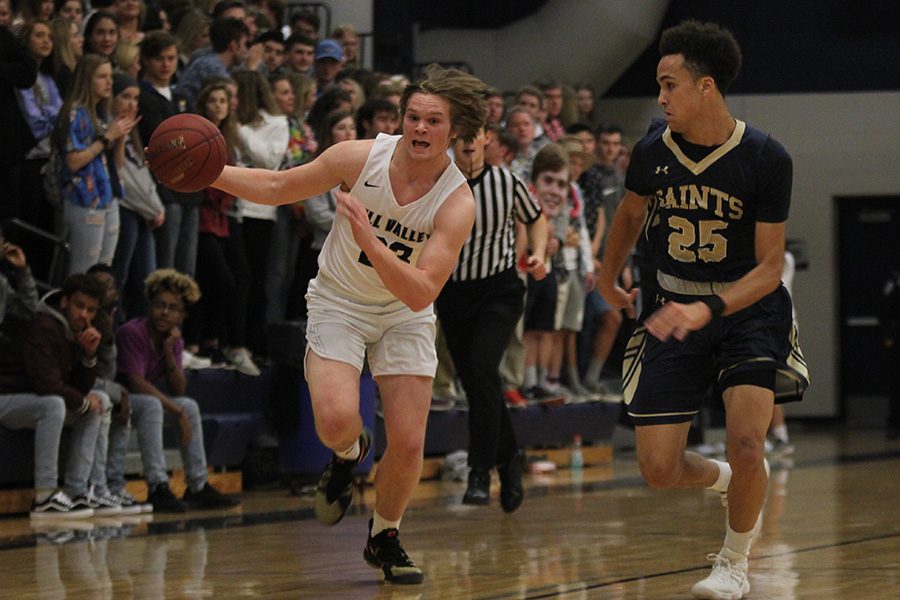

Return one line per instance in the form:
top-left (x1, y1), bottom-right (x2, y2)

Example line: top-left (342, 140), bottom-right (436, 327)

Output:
top-left (314, 38), bottom-right (343, 91)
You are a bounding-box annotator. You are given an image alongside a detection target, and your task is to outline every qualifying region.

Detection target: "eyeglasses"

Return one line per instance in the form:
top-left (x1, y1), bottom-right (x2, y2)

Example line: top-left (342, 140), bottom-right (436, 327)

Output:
top-left (150, 300), bottom-right (184, 314)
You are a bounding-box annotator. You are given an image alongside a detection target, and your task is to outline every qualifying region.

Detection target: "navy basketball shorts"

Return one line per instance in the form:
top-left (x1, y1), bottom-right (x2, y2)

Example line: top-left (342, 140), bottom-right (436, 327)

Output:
top-left (622, 284), bottom-right (809, 425)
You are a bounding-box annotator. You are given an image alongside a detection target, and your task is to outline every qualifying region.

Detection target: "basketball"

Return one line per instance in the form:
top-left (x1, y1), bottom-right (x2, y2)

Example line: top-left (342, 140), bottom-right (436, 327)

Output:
top-left (146, 113), bottom-right (227, 193)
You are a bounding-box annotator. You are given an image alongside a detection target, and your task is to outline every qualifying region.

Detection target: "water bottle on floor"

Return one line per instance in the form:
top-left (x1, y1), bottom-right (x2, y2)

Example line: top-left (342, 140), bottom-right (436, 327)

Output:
top-left (570, 434), bottom-right (584, 470)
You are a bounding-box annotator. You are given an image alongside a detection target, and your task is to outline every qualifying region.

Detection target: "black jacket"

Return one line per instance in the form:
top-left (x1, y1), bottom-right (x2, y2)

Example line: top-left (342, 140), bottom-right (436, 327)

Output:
top-left (0, 26), bottom-right (37, 167)
top-left (138, 80), bottom-right (202, 206)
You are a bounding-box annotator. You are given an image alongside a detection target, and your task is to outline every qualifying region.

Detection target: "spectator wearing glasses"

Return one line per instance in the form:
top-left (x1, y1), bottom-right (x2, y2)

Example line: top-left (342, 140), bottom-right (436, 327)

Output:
top-left (116, 269), bottom-right (240, 511)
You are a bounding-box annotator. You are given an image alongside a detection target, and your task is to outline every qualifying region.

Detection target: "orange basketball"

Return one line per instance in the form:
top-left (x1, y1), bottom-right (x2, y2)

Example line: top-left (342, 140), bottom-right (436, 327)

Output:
top-left (146, 113), bottom-right (227, 193)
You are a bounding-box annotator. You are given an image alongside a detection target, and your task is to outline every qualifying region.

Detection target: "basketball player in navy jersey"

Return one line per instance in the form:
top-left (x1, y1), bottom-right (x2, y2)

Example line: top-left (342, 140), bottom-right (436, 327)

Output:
top-left (598, 21), bottom-right (809, 599)
top-left (212, 65), bottom-right (488, 585)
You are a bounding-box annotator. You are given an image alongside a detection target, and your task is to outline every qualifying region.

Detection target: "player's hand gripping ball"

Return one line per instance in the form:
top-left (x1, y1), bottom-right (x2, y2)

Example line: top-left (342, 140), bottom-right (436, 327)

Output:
top-left (146, 114), bottom-right (227, 193)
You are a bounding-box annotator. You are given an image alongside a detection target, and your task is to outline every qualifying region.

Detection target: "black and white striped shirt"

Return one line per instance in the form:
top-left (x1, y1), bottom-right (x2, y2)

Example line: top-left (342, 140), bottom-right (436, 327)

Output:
top-left (451, 165), bottom-right (542, 282)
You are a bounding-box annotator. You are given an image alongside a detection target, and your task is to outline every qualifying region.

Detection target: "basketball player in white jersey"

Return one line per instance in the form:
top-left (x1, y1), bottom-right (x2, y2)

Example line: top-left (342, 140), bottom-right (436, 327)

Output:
top-left (212, 65), bottom-right (488, 585)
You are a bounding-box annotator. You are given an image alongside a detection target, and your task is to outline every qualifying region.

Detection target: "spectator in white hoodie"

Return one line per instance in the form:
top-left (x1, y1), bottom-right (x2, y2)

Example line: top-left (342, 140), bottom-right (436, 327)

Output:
top-left (232, 69), bottom-right (288, 359)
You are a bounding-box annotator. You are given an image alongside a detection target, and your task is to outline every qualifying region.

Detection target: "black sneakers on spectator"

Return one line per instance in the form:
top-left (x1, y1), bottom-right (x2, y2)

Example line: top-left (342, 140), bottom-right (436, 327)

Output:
top-left (462, 467), bottom-right (490, 505)
top-left (498, 449), bottom-right (526, 513)
top-left (183, 482), bottom-right (240, 509)
top-left (363, 519), bottom-right (424, 584)
top-left (314, 428), bottom-right (373, 525)
top-left (147, 483), bottom-right (187, 512)
top-left (30, 490), bottom-right (94, 520)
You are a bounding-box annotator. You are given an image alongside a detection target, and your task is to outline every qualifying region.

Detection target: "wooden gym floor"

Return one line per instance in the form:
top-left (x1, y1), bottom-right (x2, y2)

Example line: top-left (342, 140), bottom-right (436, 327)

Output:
top-left (1, 425), bottom-right (898, 599)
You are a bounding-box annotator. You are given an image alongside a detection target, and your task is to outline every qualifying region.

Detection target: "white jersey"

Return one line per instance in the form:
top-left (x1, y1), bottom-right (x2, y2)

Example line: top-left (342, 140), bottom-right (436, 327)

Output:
top-left (314, 134), bottom-right (466, 308)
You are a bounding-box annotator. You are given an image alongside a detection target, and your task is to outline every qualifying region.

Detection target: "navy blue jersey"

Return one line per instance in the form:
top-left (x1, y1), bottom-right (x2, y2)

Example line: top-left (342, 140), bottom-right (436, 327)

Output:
top-left (625, 119), bottom-right (792, 283)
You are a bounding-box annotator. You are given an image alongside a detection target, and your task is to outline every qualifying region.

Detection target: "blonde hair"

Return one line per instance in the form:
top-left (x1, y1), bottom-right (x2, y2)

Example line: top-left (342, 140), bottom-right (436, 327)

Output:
top-left (286, 72), bottom-right (315, 118)
top-left (400, 64), bottom-right (488, 143)
top-left (50, 17), bottom-right (77, 71)
top-left (113, 38), bottom-right (139, 74)
top-left (338, 77), bottom-right (365, 112)
top-left (144, 269), bottom-right (201, 305)
top-left (173, 8), bottom-right (209, 57)
top-left (53, 53), bottom-right (112, 150)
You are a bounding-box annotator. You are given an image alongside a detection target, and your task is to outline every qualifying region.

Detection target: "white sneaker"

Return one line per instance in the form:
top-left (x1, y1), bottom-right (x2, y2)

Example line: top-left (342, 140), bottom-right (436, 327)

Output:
top-left (182, 350), bottom-right (212, 370)
top-left (767, 438), bottom-right (794, 457)
top-left (691, 548), bottom-right (750, 599)
top-left (225, 348), bottom-right (261, 376)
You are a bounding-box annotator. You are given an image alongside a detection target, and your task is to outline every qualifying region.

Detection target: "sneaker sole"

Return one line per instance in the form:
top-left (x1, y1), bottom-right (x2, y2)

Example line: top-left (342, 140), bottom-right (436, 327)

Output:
top-left (30, 508), bottom-right (94, 520)
top-left (117, 505), bottom-right (144, 516)
top-left (93, 506), bottom-right (124, 516)
top-left (363, 550), bottom-right (425, 585)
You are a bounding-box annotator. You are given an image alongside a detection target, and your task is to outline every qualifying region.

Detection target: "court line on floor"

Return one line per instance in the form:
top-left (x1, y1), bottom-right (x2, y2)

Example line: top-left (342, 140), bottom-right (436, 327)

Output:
top-left (476, 530), bottom-right (900, 599)
top-left (1, 447), bottom-right (899, 551)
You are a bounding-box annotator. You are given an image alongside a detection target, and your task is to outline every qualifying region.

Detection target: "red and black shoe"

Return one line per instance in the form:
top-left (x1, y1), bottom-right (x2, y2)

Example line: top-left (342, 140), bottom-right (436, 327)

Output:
top-left (363, 519), bottom-right (424, 584)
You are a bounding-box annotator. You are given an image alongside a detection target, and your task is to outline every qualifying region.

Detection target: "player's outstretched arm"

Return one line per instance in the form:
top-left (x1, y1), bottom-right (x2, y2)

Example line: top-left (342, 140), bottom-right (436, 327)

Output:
top-left (211, 140), bottom-right (374, 206)
top-left (598, 190), bottom-right (647, 311)
top-left (337, 185), bottom-right (476, 312)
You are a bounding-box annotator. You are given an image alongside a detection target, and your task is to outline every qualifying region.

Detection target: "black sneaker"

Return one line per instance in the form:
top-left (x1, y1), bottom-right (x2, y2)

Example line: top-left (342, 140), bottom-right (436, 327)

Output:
top-left (498, 449), bottom-right (526, 513)
top-left (30, 490), bottom-right (94, 520)
top-left (363, 519), bottom-right (424, 584)
top-left (314, 428), bottom-right (373, 525)
top-left (147, 483), bottom-right (187, 513)
top-left (462, 467), bottom-right (490, 506)
top-left (183, 482), bottom-right (240, 509)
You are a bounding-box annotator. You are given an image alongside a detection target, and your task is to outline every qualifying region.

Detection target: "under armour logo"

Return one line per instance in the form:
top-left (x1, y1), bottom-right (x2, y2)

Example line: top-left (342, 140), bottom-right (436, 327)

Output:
top-left (655, 166), bottom-right (669, 175)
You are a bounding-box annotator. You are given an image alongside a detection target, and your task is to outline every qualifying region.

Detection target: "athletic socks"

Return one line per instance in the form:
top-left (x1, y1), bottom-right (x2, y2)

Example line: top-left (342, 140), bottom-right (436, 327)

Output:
top-left (336, 438), bottom-right (361, 462)
top-left (708, 459), bottom-right (732, 493)
top-left (371, 511), bottom-right (401, 536)
top-left (724, 523), bottom-right (754, 557)
top-left (524, 366), bottom-right (538, 389)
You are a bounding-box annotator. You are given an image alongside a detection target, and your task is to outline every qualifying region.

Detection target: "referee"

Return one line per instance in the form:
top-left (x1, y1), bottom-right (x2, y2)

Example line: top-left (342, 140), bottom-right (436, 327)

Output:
top-left (436, 126), bottom-right (549, 512)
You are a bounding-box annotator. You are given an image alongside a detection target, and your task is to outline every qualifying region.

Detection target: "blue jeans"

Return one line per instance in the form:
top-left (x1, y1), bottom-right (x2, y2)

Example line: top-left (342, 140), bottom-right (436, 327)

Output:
top-left (0, 394), bottom-right (66, 490)
top-left (88, 390), bottom-right (113, 493)
top-left (155, 203), bottom-right (198, 277)
top-left (108, 394), bottom-right (208, 492)
top-left (112, 206), bottom-right (156, 317)
top-left (64, 391), bottom-right (107, 497)
top-left (65, 199), bottom-right (120, 275)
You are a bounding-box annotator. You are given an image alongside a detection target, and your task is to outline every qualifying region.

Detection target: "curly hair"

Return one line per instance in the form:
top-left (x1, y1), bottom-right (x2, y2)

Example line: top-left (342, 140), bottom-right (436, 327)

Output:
top-left (400, 64), bottom-right (488, 143)
top-left (659, 20), bottom-right (742, 94)
top-left (144, 269), bottom-right (201, 305)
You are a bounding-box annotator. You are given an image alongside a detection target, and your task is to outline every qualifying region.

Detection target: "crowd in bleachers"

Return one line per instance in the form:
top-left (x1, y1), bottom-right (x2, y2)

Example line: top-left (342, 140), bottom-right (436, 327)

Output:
top-left (1, 0), bottom-right (638, 517)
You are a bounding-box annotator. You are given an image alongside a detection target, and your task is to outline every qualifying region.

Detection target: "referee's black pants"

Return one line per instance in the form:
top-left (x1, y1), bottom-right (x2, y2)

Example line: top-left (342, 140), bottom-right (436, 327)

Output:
top-left (436, 267), bottom-right (525, 470)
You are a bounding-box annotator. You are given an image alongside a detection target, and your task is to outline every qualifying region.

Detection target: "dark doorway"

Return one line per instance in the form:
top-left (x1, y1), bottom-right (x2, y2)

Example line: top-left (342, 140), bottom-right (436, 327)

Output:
top-left (836, 196), bottom-right (900, 427)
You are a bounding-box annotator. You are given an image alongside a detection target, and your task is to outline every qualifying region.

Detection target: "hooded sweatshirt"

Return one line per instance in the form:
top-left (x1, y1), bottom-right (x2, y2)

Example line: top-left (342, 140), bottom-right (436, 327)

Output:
top-left (0, 266), bottom-right (39, 386)
top-left (17, 291), bottom-right (97, 413)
